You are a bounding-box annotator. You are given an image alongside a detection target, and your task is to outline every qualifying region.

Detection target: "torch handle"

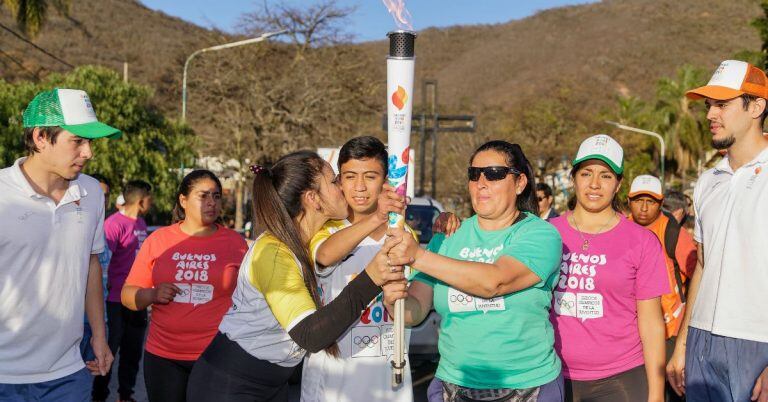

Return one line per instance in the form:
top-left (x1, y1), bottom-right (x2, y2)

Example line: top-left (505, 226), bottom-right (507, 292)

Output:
top-left (392, 296), bottom-right (405, 385)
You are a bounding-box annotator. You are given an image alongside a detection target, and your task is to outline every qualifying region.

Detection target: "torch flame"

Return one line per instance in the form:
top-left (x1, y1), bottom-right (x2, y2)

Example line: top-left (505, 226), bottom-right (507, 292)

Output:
top-left (381, 0), bottom-right (413, 31)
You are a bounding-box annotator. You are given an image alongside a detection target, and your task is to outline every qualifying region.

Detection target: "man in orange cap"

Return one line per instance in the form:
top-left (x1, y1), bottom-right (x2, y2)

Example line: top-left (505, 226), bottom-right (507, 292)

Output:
top-left (667, 60), bottom-right (768, 402)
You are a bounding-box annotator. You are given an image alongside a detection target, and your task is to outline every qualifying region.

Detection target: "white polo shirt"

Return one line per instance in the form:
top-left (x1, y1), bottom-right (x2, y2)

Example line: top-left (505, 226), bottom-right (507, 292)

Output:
top-left (690, 146), bottom-right (768, 343)
top-left (0, 158), bottom-right (105, 384)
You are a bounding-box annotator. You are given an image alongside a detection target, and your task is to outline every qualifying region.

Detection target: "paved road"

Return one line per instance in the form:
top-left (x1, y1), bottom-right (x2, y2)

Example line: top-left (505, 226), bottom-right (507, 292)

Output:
top-left (104, 354), bottom-right (436, 402)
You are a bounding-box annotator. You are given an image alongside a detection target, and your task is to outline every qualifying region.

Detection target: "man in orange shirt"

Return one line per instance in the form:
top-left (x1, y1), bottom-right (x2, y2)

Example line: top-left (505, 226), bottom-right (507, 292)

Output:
top-left (629, 175), bottom-right (697, 402)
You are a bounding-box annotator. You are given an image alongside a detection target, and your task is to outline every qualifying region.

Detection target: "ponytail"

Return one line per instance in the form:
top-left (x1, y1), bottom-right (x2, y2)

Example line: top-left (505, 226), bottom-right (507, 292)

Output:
top-left (251, 151), bottom-right (340, 357)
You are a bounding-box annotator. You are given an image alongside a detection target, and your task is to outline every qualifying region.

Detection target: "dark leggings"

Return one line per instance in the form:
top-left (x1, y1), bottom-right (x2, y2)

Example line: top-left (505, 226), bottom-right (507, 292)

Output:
top-left (186, 332), bottom-right (298, 402)
top-left (92, 302), bottom-right (147, 401)
top-left (564, 365), bottom-right (647, 402)
top-left (143, 351), bottom-right (195, 402)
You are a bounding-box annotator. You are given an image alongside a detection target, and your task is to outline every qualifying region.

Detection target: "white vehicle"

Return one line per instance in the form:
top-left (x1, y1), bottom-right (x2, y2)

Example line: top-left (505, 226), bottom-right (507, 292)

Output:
top-left (404, 196), bottom-right (443, 363)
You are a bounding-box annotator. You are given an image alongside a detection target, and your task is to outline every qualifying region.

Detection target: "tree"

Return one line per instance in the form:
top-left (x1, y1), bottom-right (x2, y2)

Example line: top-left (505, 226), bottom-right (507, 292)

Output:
top-left (736, 0), bottom-right (768, 69)
top-left (239, 0), bottom-right (355, 57)
top-left (610, 65), bottom-right (708, 180)
top-left (650, 65), bottom-right (708, 175)
top-left (0, 65), bottom-right (198, 222)
top-left (1, 0), bottom-right (71, 38)
top-left (186, 0), bottom-right (379, 229)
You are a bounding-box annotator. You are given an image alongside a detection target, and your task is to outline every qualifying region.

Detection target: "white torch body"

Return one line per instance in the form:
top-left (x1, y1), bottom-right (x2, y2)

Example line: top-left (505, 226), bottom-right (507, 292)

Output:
top-left (386, 30), bottom-right (415, 387)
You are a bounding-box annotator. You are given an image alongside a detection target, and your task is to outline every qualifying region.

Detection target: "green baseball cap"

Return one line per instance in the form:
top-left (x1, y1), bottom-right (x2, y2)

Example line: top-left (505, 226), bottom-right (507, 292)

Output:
top-left (572, 134), bottom-right (624, 175)
top-left (22, 88), bottom-right (121, 139)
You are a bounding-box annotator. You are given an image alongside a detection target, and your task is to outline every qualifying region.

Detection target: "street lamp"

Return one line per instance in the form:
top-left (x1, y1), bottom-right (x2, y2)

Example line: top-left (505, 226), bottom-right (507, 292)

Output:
top-left (181, 29), bottom-right (288, 122)
top-left (605, 121), bottom-right (666, 186)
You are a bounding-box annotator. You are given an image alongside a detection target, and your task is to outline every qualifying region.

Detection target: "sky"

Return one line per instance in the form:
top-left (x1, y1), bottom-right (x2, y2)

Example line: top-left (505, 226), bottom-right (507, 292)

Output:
top-left (141, 0), bottom-right (599, 42)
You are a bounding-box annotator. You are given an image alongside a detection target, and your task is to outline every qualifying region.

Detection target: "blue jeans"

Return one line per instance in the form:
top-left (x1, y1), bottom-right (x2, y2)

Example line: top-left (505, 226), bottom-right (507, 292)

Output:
top-left (0, 368), bottom-right (91, 402)
top-left (685, 327), bottom-right (768, 402)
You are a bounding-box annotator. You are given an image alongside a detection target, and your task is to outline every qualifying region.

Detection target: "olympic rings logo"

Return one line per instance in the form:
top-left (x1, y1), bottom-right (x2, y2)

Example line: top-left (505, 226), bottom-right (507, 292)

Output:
top-left (558, 298), bottom-right (575, 309)
top-left (353, 335), bottom-right (380, 348)
top-left (449, 294), bottom-right (473, 305)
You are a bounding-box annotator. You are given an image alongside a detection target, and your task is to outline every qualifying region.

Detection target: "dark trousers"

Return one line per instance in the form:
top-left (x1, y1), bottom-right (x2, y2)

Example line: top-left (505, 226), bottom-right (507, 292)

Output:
top-left (564, 365), bottom-right (648, 402)
top-left (143, 351), bottom-right (195, 402)
top-left (187, 332), bottom-right (298, 402)
top-left (685, 327), bottom-right (768, 402)
top-left (92, 301), bottom-right (147, 401)
top-left (666, 337), bottom-right (685, 402)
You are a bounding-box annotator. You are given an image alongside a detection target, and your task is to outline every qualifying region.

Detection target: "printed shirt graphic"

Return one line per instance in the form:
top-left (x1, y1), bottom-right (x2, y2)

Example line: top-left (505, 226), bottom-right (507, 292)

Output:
top-left (549, 214), bottom-right (669, 381)
top-left (125, 223), bottom-right (247, 360)
top-left (218, 233), bottom-right (317, 367)
top-left (630, 214), bottom-right (697, 338)
top-left (301, 220), bottom-right (416, 402)
top-left (104, 212), bottom-right (148, 302)
top-left (413, 213), bottom-right (563, 389)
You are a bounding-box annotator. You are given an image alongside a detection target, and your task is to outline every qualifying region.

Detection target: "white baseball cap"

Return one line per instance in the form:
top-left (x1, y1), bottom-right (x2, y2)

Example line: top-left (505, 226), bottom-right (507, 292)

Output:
top-left (628, 175), bottom-right (663, 200)
top-left (572, 134), bottom-right (624, 175)
top-left (686, 60), bottom-right (768, 100)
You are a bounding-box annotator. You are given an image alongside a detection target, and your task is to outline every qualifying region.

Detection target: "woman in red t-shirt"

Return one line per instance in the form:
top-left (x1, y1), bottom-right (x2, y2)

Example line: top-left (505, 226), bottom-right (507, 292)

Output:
top-left (121, 170), bottom-right (248, 402)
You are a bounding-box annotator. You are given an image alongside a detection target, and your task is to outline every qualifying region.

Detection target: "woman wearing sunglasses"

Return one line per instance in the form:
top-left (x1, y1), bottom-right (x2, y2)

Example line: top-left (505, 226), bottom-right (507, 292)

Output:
top-left (549, 135), bottom-right (668, 402)
top-left (383, 140), bottom-right (565, 401)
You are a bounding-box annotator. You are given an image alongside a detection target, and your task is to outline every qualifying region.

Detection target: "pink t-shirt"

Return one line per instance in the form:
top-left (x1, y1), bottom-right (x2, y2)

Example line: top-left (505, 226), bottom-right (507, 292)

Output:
top-left (549, 214), bottom-right (669, 381)
top-left (104, 212), bottom-right (148, 302)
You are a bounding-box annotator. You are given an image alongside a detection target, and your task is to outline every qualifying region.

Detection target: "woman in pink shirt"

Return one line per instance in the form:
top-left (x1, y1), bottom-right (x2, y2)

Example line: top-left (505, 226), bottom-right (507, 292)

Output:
top-left (549, 135), bottom-right (669, 402)
top-left (121, 170), bottom-right (248, 402)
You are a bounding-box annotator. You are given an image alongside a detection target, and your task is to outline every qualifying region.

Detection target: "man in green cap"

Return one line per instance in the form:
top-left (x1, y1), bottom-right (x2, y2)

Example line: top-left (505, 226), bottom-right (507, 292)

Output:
top-left (0, 89), bottom-right (121, 401)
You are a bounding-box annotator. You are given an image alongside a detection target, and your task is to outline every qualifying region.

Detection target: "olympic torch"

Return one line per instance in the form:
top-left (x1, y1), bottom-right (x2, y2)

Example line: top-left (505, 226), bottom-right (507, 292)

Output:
top-left (387, 29), bottom-right (415, 386)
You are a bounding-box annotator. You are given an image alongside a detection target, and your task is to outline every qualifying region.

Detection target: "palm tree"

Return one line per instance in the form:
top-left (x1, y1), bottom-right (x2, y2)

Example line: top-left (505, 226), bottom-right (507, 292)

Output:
top-left (650, 65), bottom-right (708, 174)
top-left (1, 0), bottom-right (71, 38)
top-left (616, 95), bottom-right (651, 127)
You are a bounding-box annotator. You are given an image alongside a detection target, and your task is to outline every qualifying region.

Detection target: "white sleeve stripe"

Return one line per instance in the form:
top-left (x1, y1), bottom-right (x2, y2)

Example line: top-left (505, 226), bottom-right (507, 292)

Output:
top-left (285, 309), bottom-right (316, 333)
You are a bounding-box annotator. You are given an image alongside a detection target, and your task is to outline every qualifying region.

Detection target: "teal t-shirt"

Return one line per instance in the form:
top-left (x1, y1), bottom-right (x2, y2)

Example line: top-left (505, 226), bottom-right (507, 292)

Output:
top-left (413, 213), bottom-right (563, 389)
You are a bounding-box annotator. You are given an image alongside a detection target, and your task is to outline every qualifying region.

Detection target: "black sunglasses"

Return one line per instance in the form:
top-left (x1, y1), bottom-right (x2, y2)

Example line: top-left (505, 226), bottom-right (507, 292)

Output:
top-left (468, 166), bottom-right (522, 181)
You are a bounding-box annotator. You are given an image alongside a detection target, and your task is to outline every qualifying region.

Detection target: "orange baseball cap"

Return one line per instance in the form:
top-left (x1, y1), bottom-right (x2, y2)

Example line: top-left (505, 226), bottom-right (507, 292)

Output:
top-left (686, 60), bottom-right (768, 100)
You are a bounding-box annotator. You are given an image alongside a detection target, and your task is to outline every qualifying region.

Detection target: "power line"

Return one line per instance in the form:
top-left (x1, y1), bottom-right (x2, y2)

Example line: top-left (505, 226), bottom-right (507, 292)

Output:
top-left (0, 47), bottom-right (40, 80)
top-left (0, 21), bottom-right (74, 69)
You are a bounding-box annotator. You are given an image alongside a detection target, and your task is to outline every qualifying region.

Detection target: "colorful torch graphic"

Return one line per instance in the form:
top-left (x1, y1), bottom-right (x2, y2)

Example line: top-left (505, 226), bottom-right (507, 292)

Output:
top-left (386, 29), bottom-right (415, 386)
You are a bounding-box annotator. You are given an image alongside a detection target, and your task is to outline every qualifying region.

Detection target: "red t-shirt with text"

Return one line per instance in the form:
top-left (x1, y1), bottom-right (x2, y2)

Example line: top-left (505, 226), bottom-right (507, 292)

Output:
top-left (125, 223), bottom-right (248, 360)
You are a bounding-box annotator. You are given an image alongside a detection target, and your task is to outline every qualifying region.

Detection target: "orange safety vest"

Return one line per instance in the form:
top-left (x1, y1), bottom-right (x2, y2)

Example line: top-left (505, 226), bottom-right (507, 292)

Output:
top-left (632, 214), bottom-right (688, 338)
